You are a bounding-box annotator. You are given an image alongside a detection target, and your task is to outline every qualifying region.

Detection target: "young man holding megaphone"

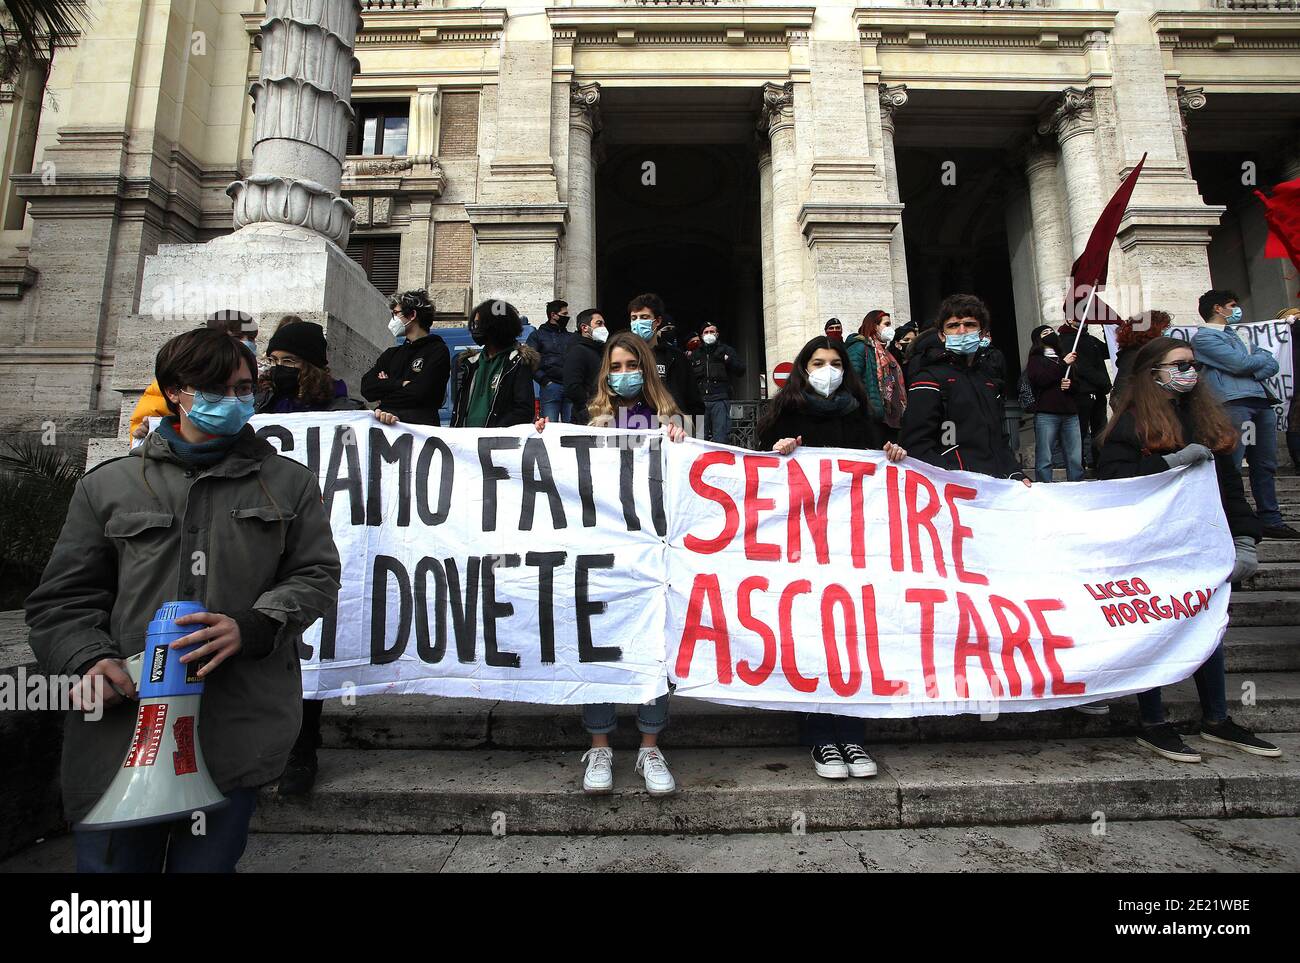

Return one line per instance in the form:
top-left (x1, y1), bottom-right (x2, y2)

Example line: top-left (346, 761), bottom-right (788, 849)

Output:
top-left (25, 327), bottom-right (342, 872)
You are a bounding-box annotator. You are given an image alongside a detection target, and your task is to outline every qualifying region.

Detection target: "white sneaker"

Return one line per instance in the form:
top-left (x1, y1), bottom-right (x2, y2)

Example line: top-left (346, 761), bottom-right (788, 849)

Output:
top-left (581, 747), bottom-right (614, 794)
top-left (1073, 703), bottom-right (1110, 716)
top-left (635, 746), bottom-right (677, 796)
top-left (839, 743), bottom-right (878, 778)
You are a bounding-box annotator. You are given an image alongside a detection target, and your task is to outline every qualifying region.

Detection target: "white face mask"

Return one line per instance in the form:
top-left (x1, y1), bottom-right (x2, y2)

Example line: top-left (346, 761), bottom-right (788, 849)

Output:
top-left (807, 365), bottom-right (844, 398)
top-left (592, 326), bottom-right (609, 344)
top-left (388, 316), bottom-right (407, 338)
top-left (703, 333), bottom-right (718, 346)
top-left (878, 325), bottom-right (894, 345)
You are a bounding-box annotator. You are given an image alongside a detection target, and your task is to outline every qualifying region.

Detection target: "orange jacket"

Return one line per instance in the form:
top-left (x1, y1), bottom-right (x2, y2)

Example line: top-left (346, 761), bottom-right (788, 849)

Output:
top-left (128, 380), bottom-right (170, 439)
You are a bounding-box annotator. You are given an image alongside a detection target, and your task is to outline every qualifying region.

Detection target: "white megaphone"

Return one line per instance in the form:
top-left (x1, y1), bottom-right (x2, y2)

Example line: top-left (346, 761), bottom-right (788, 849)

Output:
top-left (77, 600), bottom-right (229, 830)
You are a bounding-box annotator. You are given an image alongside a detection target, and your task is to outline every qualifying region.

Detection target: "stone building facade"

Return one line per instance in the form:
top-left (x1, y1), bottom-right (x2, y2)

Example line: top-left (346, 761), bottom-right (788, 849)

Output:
top-left (0, 0), bottom-right (1297, 447)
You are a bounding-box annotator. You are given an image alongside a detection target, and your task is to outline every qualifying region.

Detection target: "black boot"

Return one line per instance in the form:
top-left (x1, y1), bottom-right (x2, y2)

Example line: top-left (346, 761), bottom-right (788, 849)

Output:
top-left (278, 699), bottom-right (323, 796)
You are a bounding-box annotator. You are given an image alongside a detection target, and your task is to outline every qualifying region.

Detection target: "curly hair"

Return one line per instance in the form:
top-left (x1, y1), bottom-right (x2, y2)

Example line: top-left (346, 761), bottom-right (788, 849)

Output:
top-left (1115, 310), bottom-right (1172, 350)
top-left (257, 359), bottom-right (336, 409)
top-left (389, 289), bottom-right (435, 330)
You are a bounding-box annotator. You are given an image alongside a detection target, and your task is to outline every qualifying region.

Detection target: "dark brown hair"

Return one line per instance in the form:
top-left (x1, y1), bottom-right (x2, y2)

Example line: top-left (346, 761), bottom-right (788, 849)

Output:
top-left (156, 329), bottom-right (255, 417)
top-left (756, 336), bottom-right (871, 440)
top-left (1099, 335), bottom-right (1238, 454)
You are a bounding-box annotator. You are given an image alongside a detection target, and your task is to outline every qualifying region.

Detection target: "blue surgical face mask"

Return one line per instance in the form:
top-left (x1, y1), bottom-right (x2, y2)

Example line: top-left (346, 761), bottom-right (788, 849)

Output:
top-left (1226, 305), bottom-right (1243, 324)
top-left (242, 338), bottom-right (257, 355)
top-left (945, 331), bottom-right (982, 356)
top-left (181, 391), bottom-right (255, 437)
top-left (607, 370), bottom-right (645, 398)
top-left (978, 336), bottom-right (991, 349)
top-left (630, 318), bottom-right (655, 340)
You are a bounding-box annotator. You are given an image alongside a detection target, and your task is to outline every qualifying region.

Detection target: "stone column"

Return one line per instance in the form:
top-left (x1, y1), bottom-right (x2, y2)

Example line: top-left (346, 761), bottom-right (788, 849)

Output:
top-left (1039, 87), bottom-right (1104, 262)
top-left (757, 144), bottom-right (777, 383)
top-left (90, 0), bottom-right (392, 467)
top-left (566, 82), bottom-right (600, 313)
top-left (226, 0), bottom-right (361, 245)
top-left (758, 82), bottom-right (807, 370)
top-left (879, 83), bottom-right (911, 326)
top-left (1023, 135), bottom-right (1073, 324)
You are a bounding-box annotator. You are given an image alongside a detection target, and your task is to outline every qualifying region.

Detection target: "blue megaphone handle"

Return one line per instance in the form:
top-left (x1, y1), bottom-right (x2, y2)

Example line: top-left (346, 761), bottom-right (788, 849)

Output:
top-left (138, 601), bottom-right (208, 699)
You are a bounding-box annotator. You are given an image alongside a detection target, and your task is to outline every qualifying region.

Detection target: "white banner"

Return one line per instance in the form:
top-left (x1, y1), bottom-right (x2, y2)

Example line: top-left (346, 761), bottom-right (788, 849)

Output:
top-left (244, 416), bottom-right (1234, 716)
top-left (258, 414), bottom-right (668, 706)
top-left (1103, 319), bottom-right (1294, 419)
top-left (664, 442), bottom-right (1232, 717)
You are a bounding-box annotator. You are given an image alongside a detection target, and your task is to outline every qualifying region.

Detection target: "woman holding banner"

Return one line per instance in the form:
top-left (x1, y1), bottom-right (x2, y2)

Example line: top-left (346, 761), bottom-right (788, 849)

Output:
top-left (756, 335), bottom-right (907, 780)
top-left (537, 330), bottom-right (687, 796)
top-left (1097, 336), bottom-right (1280, 763)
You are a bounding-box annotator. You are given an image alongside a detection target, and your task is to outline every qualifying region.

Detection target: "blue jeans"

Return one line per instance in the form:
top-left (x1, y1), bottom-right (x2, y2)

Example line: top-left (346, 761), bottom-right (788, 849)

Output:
top-left (704, 399), bottom-right (732, 444)
top-left (804, 713), bottom-right (864, 748)
top-left (540, 381), bottom-right (571, 424)
top-left (1137, 643), bottom-right (1228, 727)
top-left (1226, 399), bottom-right (1281, 528)
top-left (74, 788), bottom-right (258, 873)
top-left (582, 694), bottom-right (670, 735)
top-left (1034, 412), bottom-right (1083, 482)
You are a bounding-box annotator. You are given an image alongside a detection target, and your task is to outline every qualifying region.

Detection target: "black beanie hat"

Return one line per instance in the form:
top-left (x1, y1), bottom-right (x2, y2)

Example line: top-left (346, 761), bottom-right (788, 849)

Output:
top-left (824, 317), bottom-right (843, 332)
top-left (267, 321), bottom-right (328, 368)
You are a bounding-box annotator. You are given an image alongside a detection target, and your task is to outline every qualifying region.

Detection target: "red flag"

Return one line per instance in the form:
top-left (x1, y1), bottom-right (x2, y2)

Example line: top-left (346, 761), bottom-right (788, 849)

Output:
top-left (1256, 177), bottom-right (1300, 295)
top-left (1063, 152), bottom-right (1147, 324)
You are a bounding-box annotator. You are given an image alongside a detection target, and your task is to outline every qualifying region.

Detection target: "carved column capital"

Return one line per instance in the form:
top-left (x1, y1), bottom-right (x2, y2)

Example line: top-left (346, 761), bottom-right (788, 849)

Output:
top-left (570, 81), bottom-right (602, 134)
top-left (1038, 86), bottom-right (1095, 142)
top-left (1176, 85), bottom-right (1206, 132)
top-left (879, 83), bottom-right (908, 136)
top-left (757, 81), bottom-right (795, 139)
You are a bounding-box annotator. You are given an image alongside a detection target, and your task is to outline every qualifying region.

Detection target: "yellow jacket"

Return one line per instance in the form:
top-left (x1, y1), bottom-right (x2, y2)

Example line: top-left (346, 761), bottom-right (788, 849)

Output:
top-left (128, 381), bottom-right (170, 438)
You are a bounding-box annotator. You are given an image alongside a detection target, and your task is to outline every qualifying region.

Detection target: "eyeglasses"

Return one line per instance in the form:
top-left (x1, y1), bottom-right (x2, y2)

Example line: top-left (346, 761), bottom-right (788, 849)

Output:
top-left (1152, 361), bottom-right (1203, 373)
top-left (185, 383), bottom-right (256, 405)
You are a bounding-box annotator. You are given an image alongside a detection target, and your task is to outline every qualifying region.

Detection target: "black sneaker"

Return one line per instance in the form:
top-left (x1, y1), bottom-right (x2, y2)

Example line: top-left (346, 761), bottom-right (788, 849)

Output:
top-left (1200, 717), bottom-right (1282, 757)
top-left (1262, 524), bottom-right (1300, 540)
top-left (1136, 723), bottom-right (1201, 763)
top-left (811, 743), bottom-right (849, 779)
top-left (278, 746), bottom-right (319, 796)
top-left (839, 743), bottom-right (878, 778)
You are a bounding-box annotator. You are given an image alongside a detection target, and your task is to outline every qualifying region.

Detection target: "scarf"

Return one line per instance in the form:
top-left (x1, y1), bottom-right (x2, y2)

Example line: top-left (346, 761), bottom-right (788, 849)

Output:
top-left (157, 417), bottom-right (242, 467)
top-left (873, 340), bottom-right (907, 429)
top-left (801, 388), bottom-right (859, 418)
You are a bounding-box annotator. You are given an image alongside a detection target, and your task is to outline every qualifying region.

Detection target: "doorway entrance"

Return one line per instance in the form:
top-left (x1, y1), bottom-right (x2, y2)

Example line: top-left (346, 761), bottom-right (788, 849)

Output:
top-left (594, 88), bottom-right (765, 398)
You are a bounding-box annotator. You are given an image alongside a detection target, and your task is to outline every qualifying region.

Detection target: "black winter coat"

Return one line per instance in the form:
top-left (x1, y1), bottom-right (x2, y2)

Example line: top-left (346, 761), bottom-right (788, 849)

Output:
top-left (900, 344), bottom-right (1025, 479)
top-left (527, 322), bottom-right (575, 387)
top-left (688, 341), bottom-right (746, 401)
top-left (360, 333), bottom-right (451, 426)
top-left (450, 343), bottom-right (540, 428)
top-left (1058, 324), bottom-right (1112, 398)
top-left (1097, 406), bottom-right (1260, 541)
top-left (563, 336), bottom-right (603, 424)
top-left (1025, 352), bottom-right (1078, 415)
top-left (654, 341), bottom-right (705, 415)
top-left (757, 395), bottom-right (883, 452)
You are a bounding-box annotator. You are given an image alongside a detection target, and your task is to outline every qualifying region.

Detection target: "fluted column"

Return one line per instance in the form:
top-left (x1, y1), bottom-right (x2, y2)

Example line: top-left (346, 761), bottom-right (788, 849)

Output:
top-left (1024, 136), bottom-right (1073, 324)
top-left (567, 82), bottom-right (600, 312)
top-left (226, 0), bottom-right (362, 246)
top-left (759, 81), bottom-right (806, 370)
top-left (757, 145), bottom-right (777, 375)
top-left (1039, 87), bottom-right (1104, 261)
top-left (879, 83), bottom-right (911, 327)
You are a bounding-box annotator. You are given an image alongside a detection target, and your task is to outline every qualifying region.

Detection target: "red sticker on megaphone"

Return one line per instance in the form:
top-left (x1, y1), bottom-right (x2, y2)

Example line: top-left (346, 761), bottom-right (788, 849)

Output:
top-left (172, 716), bottom-right (197, 775)
top-left (124, 703), bottom-right (168, 768)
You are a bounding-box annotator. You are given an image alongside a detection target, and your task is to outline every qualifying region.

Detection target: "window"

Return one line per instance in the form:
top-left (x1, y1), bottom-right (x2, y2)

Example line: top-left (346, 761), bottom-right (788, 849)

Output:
top-left (345, 235), bottom-right (402, 296)
top-left (351, 101), bottom-right (409, 156)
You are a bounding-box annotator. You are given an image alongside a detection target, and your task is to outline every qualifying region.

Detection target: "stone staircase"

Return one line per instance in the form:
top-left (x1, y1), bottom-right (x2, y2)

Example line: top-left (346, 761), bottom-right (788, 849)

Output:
top-left (2, 466), bottom-right (1298, 872)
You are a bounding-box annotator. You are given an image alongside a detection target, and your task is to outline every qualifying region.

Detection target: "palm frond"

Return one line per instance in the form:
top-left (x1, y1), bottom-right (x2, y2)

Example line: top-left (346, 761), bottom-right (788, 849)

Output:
top-left (0, 438), bottom-right (84, 490)
top-left (1, 0), bottom-right (90, 85)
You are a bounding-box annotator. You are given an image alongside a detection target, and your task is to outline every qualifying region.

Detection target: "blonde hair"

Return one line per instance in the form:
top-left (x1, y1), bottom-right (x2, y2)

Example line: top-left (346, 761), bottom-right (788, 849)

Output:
top-left (586, 330), bottom-right (682, 427)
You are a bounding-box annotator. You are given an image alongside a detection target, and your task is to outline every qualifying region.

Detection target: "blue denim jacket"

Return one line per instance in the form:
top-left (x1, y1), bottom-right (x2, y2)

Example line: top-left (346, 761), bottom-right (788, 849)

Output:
top-left (1191, 325), bottom-right (1278, 404)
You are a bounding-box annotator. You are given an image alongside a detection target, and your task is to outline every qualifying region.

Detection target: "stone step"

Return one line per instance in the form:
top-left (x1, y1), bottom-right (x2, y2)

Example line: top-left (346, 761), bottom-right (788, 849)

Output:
top-left (319, 671), bottom-right (1300, 751)
top-left (1222, 626), bottom-right (1300, 673)
top-left (1228, 591), bottom-right (1300, 625)
top-left (250, 733), bottom-right (1300, 835)
top-left (1259, 542), bottom-right (1300, 562)
top-left (1242, 563), bottom-right (1300, 591)
top-left (6, 817), bottom-right (1299, 872)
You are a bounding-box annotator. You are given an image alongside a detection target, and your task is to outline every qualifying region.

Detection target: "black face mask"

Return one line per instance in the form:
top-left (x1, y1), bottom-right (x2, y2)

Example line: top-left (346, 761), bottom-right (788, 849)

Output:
top-left (271, 365), bottom-right (300, 397)
top-left (469, 318), bottom-right (486, 346)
